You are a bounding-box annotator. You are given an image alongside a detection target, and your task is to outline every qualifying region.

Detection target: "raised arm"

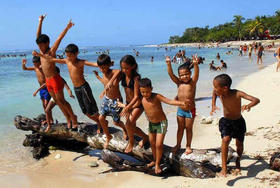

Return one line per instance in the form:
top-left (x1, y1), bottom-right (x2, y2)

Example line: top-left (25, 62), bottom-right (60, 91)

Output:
top-left (238, 90), bottom-right (260, 112)
top-left (36, 14), bottom-right (46, 39)
top-left (32, 51), bottom-right (67, 64)
top-left (165, 56), bottom-right (180, 86)
top-left (157, 94), bottom-right (189, 108)
top-left (210, 90), bottom-right (219, 115)
top-left (93, 70), bottom-right (106, 85)
top-left (84, 60), bottom-right (98, 67)
top-left (51, 20), bottom-right (74, 54)
top-left (191, 55), bottom-right (199, 83)
top-left (22, 59), bottom-right (35, 71)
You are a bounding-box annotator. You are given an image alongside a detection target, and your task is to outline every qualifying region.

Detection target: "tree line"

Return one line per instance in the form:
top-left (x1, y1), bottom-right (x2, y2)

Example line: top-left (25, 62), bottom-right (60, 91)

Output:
top-left (169, 10), bottom-right (280, 44)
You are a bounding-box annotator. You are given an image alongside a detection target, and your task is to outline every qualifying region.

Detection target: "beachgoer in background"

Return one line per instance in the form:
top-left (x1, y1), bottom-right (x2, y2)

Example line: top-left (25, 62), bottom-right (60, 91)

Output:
top-left (209, 60), bottom-right (218, 71)
top-left (217, 60), bottom-right (227, 70)
top-left (165, 55), bottom-right (199, 155)
top-left (257, 43), bottom-right (264, 64)
top-left (139, 78), bottom-right (189, 174)
top-left (211, 74), bottom-right (260, 177)
top-left (151, 56), bottom-right (154, 63)
top-left (216, 53), bottom-right (220, 60)
top-left (248, 44), bottom-right (252, 59)
top-left (238, 45), bottom-right (243, 56)
top-left (275, 46), bottom-right (280, 72)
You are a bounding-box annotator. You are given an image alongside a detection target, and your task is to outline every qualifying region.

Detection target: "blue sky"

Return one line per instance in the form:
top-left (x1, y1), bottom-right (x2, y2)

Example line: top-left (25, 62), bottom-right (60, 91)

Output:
top-left (0, 0), bottom-right (279, 50)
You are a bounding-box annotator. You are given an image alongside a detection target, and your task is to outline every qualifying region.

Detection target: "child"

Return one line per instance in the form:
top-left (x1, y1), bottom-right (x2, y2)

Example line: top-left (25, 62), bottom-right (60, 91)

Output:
top-left (139, 78), bottom-right (189, 174)
top-left (257, 43), bottom-right (264, 64)
top-left (95, 54), bottom-right (127, 149)
top-left (34, 14), bottom-right (77, 131)
top-left (211, 74), bottom-right (260, 177)
top-left (33, 43), bottom-right (102, 133)
top-left (165, 55), bottom-right (199, 155)
top-left (22, 56), bottom-right (53, 126)
top-left (33, 67), bottom-right (75, 130)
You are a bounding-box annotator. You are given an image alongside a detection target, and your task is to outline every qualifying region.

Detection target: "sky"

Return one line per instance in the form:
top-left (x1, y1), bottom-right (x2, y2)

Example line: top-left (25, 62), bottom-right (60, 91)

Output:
top-left (0, 0), bottom-right (279, 50)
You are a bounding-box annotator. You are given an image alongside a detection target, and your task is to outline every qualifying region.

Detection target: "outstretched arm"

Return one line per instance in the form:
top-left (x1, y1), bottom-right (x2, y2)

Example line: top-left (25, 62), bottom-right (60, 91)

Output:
top-left (165, 56), bottom-right (180, 86)
top-left (156, 94), bottom-right (189, 108)
top-left (93, 70), bottom-right (106, 85)
top-left (36, 14), bottom-right (46, 39)
top-left (191, 55), bottom-right (199, 83)
top-left (238, 91), bottom-right (260, 112)
top-left (33, 83), bottom-right (46, 97)
top-left (84, 60), bottom-right (98, 67)
top-left (32, 51), bottom-right (67, 64)
top-left (51, 20), bottom-right (74, 55)
top-left (22, 59), bottom-right (35, 71)
top-left (210, 90), bottom-right (219, 115)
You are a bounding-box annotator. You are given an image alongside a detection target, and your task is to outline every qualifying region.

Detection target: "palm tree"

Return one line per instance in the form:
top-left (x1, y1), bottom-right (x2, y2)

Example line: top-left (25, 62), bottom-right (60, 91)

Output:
top-left (247, 16), bottom-right (265, 38)
top-left (233, 15), bottom-right (245, 41)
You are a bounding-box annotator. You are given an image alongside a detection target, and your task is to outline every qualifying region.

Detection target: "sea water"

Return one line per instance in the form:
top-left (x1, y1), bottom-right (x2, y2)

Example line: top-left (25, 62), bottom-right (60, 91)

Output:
top-left (0, 46), bottom-right (275, 171)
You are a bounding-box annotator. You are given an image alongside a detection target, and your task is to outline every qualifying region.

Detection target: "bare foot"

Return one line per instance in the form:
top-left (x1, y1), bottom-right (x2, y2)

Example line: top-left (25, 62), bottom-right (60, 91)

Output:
top-left (172, 145), bottom-right (181, 154)
top-left (41, 120), bottom-right (47, 125)
top-left (155, 165), bottom-right (162, 174)
top-left (147, 161), bottom-right (155, 168)
top-left (185, 147), bottom-right (192, 155)
top-left (45, 125), bottom-right (51, 132)
top-left (97, 128), bottom-right (101, 134)
top-left (71, 115), bottom-right (78, 129)
top-left (217, 168), bottom-right (227, 177)
top-left (124, 143), bottom-right (134, 153)
top-left (104, 135), bottom-right (113, 149)
top-left (122, 129), bottom-right (128, 140)
top-left (139, 136), bottom-right (148, 148)
top-left (234, 157), bottom-right (241, 175)
top-left (67, 119), bottom-right (71, 129)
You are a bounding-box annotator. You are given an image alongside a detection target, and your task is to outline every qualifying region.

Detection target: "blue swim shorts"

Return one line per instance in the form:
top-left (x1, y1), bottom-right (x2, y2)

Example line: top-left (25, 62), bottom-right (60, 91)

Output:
top-left (177, 107), bottom-right (196, 119)
top-left (39, 87), bottom-right (51, 101)
top-left (100, 96), bottom-right (122, 123)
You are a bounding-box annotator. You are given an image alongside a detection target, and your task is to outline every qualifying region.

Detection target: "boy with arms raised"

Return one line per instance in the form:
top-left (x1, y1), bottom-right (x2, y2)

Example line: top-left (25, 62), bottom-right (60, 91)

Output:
top-left (139, 78), bottom-right (189, 174)
top-left (33, 44), bottom-right (102, 132)
top-left (211, 74), bottom-right (260, 177)
top-left (165, 55), bottom-right (199, 154)
top-left (34, 14), bottom-right (77, 131)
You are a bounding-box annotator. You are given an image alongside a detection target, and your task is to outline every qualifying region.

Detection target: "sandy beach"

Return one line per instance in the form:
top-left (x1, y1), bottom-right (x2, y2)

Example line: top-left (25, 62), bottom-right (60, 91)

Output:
top-left (1, 55), bottom-right (280, 187)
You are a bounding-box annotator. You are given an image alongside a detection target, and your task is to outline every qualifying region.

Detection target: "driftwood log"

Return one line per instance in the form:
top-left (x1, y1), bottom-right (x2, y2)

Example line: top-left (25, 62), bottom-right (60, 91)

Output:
top-left (14, 114), bottom-right (236, 178)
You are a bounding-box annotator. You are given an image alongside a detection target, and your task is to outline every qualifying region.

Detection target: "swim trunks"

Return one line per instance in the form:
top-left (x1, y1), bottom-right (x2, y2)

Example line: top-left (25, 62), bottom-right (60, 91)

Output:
top-left (258, 51), bottom-right (263, 57)
top-left (219, 116), bottom-right (246, 142)
top-left (148, 120), bottom-right (168, 134)
top-left (45, 74), bottom-right (64, 94)
top-left (100, 96), bottom-right (122, 123)
top-left (177, 107), bottom-right (196, 118)
top-left (74, 82), bottom-right (98, 116)
top-left (39, 87), bottom-right (51, 101)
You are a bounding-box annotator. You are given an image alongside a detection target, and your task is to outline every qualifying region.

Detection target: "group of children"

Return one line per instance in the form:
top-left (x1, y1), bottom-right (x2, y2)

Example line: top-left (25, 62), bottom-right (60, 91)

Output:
top-left (22, 14), bottom-right (260, 176)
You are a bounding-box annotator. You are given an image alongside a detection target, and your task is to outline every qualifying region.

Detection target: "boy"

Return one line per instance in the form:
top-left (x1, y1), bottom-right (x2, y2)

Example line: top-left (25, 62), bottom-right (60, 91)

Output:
top-left (22, 57), bottom-right (53, 125)
top-left (96, 54), bottom-right (127, 148)
top-left (33, 44), bottom-right (102, 133)
top-left (34, 14), bottom-right (77, 131)
top-left (139, 78), bottom-right (189, 174)
top-left (165, 55), bottom-right (199, 155)
top-left (211, 74), bottom-right (260, 177)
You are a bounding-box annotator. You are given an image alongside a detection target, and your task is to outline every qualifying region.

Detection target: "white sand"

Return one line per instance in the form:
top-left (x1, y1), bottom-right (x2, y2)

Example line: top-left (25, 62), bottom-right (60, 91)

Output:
top-left (1, 62), bottom-right (280, 187)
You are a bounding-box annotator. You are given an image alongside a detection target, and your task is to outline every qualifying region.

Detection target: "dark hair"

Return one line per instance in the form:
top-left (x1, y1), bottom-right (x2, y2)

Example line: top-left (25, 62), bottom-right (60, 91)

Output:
top-left (120, 55), bottom-right (140, 79)
top-left (65, 43), bottom-right (79, 53)
top-left (55, 66), bottom-right (60, 74)
top-left (36, 34), bottom-right (50, 44)
top-left (214, 74), bottom-right (232, 88)
top-left (139, 78), bottom-right (152, 88)
top-left (97, 54), bottom-right (111, 66)
top-left (32, 56), bottom-right (40, 63)
top-left (178, 62), bottom-right (191, 72)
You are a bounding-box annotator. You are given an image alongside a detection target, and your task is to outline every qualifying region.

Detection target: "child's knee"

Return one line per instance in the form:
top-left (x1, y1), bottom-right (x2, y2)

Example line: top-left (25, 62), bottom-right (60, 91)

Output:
top-left (222, 136), bottom-right (231, 144)
top-left (99, 115), bottom-right (105, 121)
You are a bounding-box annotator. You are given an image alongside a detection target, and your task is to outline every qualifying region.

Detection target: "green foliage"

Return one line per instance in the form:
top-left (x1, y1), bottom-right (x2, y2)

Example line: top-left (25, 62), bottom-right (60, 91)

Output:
top-left (168, 10), bottom-right (280, 43)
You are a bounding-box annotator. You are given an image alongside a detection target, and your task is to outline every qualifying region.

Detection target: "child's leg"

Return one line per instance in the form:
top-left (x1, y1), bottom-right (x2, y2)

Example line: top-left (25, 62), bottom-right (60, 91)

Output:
top-left (172, 116), bottom-right (185, 153)
top-left (155, 133), bottom-right (165, 174)
top-left (185, 117), bottom-right (195, 154)
top-left (219, 136), bottom-right (231, 177)
top-left (235, 139), bottom-right (244, 172)
top-left (147, 132), bottom-right (156, 167)
top-left (86, 113), bottom-right (102, 134)
top-left (113, 121), bottom-right (127, 140)
top-left (99, 115), bottom-right (111, 149)
top-left (44, 100), bottom-right (56, 132)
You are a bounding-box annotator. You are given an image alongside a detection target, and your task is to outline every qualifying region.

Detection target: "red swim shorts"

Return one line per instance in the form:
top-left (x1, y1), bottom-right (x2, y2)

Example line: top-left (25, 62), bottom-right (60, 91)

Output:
top-left (46, 74), bottom-right (64, 94)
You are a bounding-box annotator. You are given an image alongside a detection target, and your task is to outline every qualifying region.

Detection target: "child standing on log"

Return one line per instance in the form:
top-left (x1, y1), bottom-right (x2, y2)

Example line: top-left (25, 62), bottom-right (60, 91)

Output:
top-left (33, 44), bottom-right (102, 133)
top-left (165, 55), bottom-right (199, 155)
top-left (211, 74), bottom-right (260, 177)
top-left (138, 78), bottom-right (189, 174)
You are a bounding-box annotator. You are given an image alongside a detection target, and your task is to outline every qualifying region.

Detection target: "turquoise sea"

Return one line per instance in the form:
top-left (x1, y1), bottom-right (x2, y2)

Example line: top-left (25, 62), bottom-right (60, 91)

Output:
top-left (0, 46), bottom-right (275, 172)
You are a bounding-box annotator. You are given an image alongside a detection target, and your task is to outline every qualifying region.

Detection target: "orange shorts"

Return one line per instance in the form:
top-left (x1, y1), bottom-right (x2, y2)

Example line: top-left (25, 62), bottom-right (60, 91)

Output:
top-left (46, 74), bottom-right (64, 94)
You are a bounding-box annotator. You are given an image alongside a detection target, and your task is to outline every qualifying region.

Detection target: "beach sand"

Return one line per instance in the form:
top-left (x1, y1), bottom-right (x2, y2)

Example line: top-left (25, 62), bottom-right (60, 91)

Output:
top-left (2, 60), bottom-right (280, 188)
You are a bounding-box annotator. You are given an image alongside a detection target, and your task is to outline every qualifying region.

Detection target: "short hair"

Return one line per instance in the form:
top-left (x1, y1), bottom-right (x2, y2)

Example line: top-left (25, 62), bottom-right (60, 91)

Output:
top-left (97, 54), bottom-right (111, 66)
top-left (32, 56), bottom-right (40, 63)
top-left (65, 43), bottom-right (79, 53)
top-left (36, 34), bottom-right (50, 44)
top-left (139, 78), bottom-right (152, 88)
top-left (214, 74), bottom-right (232, 88)
top-left (55, 66), bottom-right (60, 74)
top-left (178, 62), bottom-right (191, 72)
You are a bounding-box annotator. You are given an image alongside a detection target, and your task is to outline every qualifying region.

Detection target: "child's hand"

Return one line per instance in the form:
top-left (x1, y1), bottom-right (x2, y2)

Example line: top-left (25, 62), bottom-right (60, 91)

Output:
top-left (241, 105), bottom-right (251, 112)
top-left (192, 54), bottom-right (199, 65)
top-left (66, 19), bottom-right (74, 29)
top-left (33, 92), bottom-right (37, 97)
top-left (210, 106), bottom-right (220, 115)
top-left (105, 81), bottom-right (113, 90)
top-left (165, 56), bottom-right (171, 65)
top-left (116, 99), bottom-right (126, 108)
top-left (120, 105), bottom-right (131, 117)
top-left (32, 50), bottom-right (40, 57)
top-left (93, 70), bottom-right (99, 77)
top-left (22, 59), bottom-right (27, 65)
top-left (181, 99), bottom-right (190, 108)
top-left (39, 14), bottom-right (46, 22)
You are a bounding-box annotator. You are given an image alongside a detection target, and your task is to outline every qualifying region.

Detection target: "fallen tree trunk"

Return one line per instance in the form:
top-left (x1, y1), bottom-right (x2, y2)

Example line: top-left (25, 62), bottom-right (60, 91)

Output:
top-left (14, 114), bottom-right (236, 178)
